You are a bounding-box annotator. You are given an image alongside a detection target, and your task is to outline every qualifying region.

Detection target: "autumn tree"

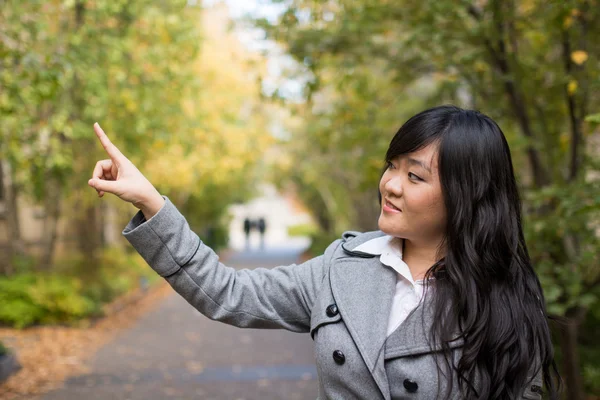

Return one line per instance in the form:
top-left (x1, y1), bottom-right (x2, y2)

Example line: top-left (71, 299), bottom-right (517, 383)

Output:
top-left (1, 1), bottom-right (272, 269)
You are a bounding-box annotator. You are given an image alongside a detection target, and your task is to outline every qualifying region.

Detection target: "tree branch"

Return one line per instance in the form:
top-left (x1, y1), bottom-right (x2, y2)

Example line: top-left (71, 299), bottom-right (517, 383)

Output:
top-left (561, 29), bottom-right (583, 180)
top-left (466, 0), bottom-right (550, 187)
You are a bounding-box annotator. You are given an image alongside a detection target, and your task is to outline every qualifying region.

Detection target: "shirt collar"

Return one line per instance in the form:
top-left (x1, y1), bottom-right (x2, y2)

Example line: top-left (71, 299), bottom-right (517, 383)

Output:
top-left (353, 235), bottom-right (400, 256)
top-left (354, 235), bottom-right (418, 285)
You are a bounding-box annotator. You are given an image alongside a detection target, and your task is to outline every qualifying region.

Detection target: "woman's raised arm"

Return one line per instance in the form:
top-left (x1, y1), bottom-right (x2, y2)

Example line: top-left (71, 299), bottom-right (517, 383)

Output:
top-left (123, 197), bottom-right (337, 331)
top-left (89, 123), bottom-right (336, 331)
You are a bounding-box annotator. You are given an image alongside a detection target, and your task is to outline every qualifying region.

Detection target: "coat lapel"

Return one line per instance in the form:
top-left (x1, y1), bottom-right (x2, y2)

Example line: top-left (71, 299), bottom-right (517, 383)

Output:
top-left (384, 295), bottom-right (465, 359)
top-left (330, 231), bottom-right (397, 400)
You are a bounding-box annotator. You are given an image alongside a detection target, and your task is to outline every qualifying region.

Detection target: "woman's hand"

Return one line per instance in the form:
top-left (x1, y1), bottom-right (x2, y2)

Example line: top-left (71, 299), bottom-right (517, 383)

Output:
top-left (88, 123), bottom-right (165, 220)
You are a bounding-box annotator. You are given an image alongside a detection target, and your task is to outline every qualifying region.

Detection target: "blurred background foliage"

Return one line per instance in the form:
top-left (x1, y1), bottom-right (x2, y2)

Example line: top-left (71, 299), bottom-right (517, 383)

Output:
top-left (256, 0), bottom-right (600, 398)
top-left (0, 0), bottom-right (599, 398)
top-left (0, 0), bottom-right (271, 332)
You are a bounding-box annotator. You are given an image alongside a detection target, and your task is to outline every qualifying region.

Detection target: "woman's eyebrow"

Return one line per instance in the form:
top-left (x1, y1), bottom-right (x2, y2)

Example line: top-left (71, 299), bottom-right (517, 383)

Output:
top-left (407, 157), bottom-right (432, 173)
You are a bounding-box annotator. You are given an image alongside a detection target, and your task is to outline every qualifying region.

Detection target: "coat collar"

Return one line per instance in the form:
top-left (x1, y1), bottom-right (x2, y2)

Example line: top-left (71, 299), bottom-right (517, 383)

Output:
top-left (331, 230), bottom-right (396, 400)
top-left (340, 230), bottom-right (388, 257)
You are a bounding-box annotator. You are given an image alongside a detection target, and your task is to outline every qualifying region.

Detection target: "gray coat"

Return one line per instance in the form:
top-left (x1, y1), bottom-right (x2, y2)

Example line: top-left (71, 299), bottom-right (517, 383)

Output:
top-left (123, 197), bottom-right (543, 400)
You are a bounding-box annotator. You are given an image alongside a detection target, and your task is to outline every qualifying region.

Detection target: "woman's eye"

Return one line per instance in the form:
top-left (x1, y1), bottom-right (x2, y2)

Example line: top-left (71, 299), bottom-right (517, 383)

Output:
top-left (386, 161), bottom-right (395, 170)
top-left (408, 172), bottom-right (422, 181)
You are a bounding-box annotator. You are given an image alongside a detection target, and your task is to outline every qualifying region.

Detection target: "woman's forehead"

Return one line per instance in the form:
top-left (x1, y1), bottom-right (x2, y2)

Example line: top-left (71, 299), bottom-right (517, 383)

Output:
top-left (391, 144), bottom-right (439, 169)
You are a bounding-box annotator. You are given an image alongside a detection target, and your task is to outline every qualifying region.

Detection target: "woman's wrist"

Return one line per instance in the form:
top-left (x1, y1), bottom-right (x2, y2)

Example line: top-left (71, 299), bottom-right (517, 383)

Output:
top-left (140, 191), bottom-right (165, 221)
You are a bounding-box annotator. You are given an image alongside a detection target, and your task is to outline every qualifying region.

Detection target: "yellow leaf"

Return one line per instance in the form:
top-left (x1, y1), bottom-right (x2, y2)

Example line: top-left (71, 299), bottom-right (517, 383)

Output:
top-left (518, 1), bottom-right (535, 15)
top-left (559, 133), bottom-right (569, 151)
top-left (153, 140), bottom-right (166, 150)
top-left (567, 80), bottom-right (578, 95)
top-left (474, 61), bottom-right (488, 73)
top-left (563, 15), bottom-right (573, 29)
top-left (571, 50), bottom-right (588, 65)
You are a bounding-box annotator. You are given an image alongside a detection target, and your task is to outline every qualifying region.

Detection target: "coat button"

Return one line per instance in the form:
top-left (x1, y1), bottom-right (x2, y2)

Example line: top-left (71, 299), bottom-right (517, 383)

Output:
top-left (403, 379), bottom-right (418, 393)
top-left (326, 304), bottom-right (339, 317)
top-left (332, 350), bottom-right (345, 365)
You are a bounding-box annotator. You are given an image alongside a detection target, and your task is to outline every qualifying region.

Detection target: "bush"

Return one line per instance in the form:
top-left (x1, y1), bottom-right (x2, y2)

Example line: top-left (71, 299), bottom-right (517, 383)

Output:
top-left (0, 274), bottom-right (98, 328)
top-left (78, 247), bottom-right (160, 305)
top-left (200, 223), bottom-right (229, 252)
top-left (0, 246), bottom-right (160, 329)
top-left (288, 223), bottom-right (318, 238)
top-left (0, 341), bottom-right (6, 356)
top-left (10, 253), bottom-right (37, 274)
top-left (307, 231), bottom-right (340, 258)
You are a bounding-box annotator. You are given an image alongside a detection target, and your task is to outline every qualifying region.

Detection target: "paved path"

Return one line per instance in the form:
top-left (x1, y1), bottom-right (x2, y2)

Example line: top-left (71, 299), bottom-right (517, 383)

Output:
top-left (43, 247), bottom-right (318, 400)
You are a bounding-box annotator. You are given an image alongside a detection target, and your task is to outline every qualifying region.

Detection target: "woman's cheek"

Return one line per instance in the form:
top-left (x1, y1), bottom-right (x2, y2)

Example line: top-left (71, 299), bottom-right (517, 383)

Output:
top-left (422, 190), bottom-right (440, 209)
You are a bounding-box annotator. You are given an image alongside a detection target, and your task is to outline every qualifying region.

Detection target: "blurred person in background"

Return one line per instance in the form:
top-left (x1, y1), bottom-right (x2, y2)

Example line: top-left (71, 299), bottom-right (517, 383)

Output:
top-left (88, 105), bottom-right (560, 399)
top-left (258, 217), bottom-right (266, 250)
top-left (243, 217), bottom-right (252, 250)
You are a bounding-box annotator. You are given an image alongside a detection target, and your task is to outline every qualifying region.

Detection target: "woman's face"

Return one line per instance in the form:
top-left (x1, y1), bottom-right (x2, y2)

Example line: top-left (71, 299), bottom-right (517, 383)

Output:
top-left (378, 143), bottom-right (447, 245)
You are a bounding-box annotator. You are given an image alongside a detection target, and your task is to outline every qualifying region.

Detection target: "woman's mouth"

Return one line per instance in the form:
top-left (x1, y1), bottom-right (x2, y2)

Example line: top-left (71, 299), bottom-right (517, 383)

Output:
top-left (383, 200), bottom-right (401, 213)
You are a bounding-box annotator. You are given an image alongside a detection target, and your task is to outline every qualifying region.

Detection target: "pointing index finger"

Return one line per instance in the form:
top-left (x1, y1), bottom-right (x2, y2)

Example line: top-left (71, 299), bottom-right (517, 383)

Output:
top-left (94, 123), bottom-right (125, 161)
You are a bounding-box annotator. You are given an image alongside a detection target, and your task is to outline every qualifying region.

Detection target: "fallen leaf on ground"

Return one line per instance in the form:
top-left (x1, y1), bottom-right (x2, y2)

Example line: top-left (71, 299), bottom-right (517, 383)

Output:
top-left (0, 281), bottom-right (173, 400)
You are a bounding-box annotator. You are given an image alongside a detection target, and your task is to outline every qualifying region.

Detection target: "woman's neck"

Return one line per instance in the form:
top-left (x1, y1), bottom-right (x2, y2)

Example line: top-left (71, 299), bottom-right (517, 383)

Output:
top-left (399, 237), bottom-right (445, 281)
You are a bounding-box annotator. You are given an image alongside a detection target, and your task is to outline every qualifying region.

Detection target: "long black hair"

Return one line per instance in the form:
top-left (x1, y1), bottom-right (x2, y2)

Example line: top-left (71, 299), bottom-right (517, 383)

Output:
top-left (382, 106), bottom-right (560, 399)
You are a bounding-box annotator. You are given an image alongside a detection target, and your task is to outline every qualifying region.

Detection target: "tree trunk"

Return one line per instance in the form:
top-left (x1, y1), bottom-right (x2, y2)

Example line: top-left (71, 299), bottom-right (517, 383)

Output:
top-left (1, 161), bottom-right (24, 276)
top-left (75, 196), bottom-right (103, 268)
top-left (467, 1), bottom-right (550, 187)
top-left (69, 1), bottom-right (104, 268)
top-left (39, 177), bottom-right (61, 270)
top-left (559, 312), bottom-right (585, 400)
top-left (354, 190), bottom-right (379, 232)
top-left (315, 183), bottom-right (339, 234)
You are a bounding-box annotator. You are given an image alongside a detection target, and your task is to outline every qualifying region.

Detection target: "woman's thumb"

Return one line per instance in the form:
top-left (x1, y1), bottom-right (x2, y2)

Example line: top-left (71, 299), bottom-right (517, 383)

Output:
top-left (88, 178), bottom-right (118, 194)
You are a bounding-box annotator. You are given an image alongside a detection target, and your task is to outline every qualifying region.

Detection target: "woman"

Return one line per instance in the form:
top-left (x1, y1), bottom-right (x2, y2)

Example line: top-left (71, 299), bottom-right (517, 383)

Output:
top-left (88, 105), bottom-right (560, 399)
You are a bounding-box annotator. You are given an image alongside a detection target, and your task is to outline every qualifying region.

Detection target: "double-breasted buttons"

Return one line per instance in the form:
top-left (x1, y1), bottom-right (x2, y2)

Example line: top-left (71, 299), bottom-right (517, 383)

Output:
top-left (326, 303), bottom-right (339, 317)
top-left (332, 350), bottom-right (345, 365)
top-left (403, 379), bottom-right (418, 393)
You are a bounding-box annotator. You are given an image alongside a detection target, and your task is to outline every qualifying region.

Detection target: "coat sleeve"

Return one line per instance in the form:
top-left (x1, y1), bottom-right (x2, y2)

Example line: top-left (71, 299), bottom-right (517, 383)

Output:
top-left (122, 196), bottom-right (341, 333)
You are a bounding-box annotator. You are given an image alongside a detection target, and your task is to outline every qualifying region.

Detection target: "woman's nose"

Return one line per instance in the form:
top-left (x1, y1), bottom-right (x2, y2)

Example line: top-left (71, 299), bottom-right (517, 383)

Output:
top-left (384, 176), bottom-right (403, 196)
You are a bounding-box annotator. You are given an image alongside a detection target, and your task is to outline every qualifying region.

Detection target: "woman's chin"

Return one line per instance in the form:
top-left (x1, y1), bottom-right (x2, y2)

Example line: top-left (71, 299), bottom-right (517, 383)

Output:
top-left (377, 218), bottom-right (402, 237)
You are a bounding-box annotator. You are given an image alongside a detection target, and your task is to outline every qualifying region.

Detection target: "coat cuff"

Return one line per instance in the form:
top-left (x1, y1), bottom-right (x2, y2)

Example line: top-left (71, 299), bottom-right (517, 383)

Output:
top-left (122, 196), bottom-right (202, 277)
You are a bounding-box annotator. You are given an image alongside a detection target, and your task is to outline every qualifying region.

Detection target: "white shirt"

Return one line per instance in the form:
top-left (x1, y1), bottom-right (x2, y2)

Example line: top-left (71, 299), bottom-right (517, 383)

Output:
top-left (353, 235), bottom-right (427, 337)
